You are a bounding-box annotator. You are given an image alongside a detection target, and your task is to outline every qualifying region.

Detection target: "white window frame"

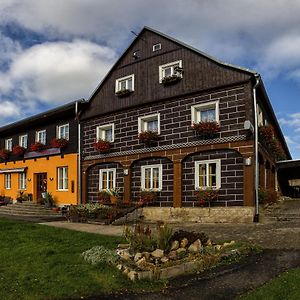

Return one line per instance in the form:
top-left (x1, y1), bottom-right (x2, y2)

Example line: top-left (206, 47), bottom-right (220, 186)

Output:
top-left (57, 166), bottom-right (68, 191)
top-left (138, 113), bottom-right (160, 134)
top-left (36, 130), bottom-right (46, 144)
top-left (191, 100), bottom-right (220, 124)
top-left (4, 173), bottom-right (11, 189)
top-left (19, 134), bottom-right (28, 148)
top-left (57, 123), bottom-right (69, 140)
top-left (96, 123), bottom-right (115, 142)
top-left (115, 74), bottom-right (135, 93)
top-left (19, 172), bottom-right (26, 190)
top-left (159, 60), bottom-right (183, 83)
top-left (153, 43), bottom-right (161, 52)
top-left (141, 164), bottom-right (163, 191)
top-left (195, 159), bottom-right (221, 190)
top-left (5, 138), bottom-right (12, 151)
top-left (99, 168), bottom-right (116, 191)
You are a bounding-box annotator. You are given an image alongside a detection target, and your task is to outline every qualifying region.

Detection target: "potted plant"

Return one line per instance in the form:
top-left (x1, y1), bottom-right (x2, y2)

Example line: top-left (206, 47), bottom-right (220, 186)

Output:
top-left (161, 74), bottom-right (182, 85)
top-left (139, 190), bottom-right (157, 205)
top-left (51, 138), bottom-right (69, 149)
top-left (93, 139), bottom-right (111, 153)
top-left (98, 190), bottom-right (111, 204)
top-left (30, 142), bottom-right (46, 152)
top-left (12, 145), bottom-right (26, 157)
top-left (115, 89), bottom-right (132, 97)
top-left (0, 149), bottom-right (11, 160)
top-left (138, 131), bottom-right (160, 147)
top-left (191, 121), bottom-right (220, 139)
top-left (195, 188), bottom-right (219, 207)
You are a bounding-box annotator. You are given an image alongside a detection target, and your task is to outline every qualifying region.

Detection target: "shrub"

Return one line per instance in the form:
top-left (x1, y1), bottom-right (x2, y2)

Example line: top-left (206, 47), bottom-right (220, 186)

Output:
top-left (156, 223), bottom-right (173, 251)
top-left (258, 187), bottom-right (280, 205)
top-left (82, 246), bottom-right (119, 265)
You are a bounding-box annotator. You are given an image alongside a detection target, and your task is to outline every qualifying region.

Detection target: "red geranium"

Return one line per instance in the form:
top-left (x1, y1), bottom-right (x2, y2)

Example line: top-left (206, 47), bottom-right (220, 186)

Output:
top-left (93, 139), bottom-right (111, 153)
top-left (12, 145), bottom-right (26, 156)
top-left (191, 121), bottom-right (220, 138)
top-left (51, 138), bottom-right (69, 149)
top-left (0, 149), bottom-right (11, 160)
top-left (30, 142), bottom-right (46, 152)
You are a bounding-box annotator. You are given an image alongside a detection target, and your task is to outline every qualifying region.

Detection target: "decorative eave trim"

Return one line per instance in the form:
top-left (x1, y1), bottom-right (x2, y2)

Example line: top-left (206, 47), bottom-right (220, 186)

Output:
top-left (84, 135), bottom-right (247, 161)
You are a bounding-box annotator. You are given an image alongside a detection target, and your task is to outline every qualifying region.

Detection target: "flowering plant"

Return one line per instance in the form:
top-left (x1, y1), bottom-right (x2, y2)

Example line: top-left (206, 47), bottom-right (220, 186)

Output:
top-left (51, 138), bottom-right (69, 149)
top-left (12, 145), bottom-right (26, 156)
top-left (191, 121), bottom-right (220, 138)
top-left (93, 139), bottom-right (111, 153)
top-left (0, 149), bottom-right (11, 160)
top-left (258, 125), bottom-right (274, 144)
top-left (98, 190), bottom-right (111, 204)
top-left (30, 142), bottom-right (46, 152)
top-left (195, 188), bottom-right (219, 207)
top-left (139, 190), bottom-right (157, 205)
top-left (115, 89), bottom-right (132, 97)
top-left (138, 131), bottom-right (160, 147)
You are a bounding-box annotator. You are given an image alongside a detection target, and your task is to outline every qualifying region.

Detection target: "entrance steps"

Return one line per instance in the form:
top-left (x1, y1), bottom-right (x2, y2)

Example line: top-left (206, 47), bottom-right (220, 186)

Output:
top-left (0, 201), bottom-right (64, 221)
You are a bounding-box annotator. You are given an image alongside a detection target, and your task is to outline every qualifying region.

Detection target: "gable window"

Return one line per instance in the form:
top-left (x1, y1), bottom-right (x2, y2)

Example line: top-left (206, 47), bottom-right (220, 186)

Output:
top-left (159, 60), bottom-right (183, 83)
top-left (99, 168), bottom-right (116, 190)
top-left (153, 43), bottom-right (161, 52)
top-left (195, 159), bottom-right (221, 189)
top-left (36, 130), bottom-right (46, 144)
top-left (138, 113), bottom-right (160, 133)
top-left (115, 74), bottom-right (134, 93)
top-left (19, 172), bottom-right (26, 190)
top-left (5, 139), bottom-right (12, 151)
top-left (191, 101), bottom-right (219, 124)
top-left (96, 124), bottom-right (114, 142)
top-left (141, 164), bottom-right (162, 191)
top-left (57, 124), bottom-right (69, 140)
top-left (4, 173), bottom-right (11, 189)
top-left (57, 166), bottom-right (68, 191)
top-left (19, 135), bottom-right (28, 148)
top-left (257, 105), bottom-right (264, 127)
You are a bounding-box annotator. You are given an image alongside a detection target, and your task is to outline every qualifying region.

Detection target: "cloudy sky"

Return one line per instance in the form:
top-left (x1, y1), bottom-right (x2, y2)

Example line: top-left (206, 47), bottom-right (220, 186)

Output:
top-left (0, 0), bottom-right (300, 158)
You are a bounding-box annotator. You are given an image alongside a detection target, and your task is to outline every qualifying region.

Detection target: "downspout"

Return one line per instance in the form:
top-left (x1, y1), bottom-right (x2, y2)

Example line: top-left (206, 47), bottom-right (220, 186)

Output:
top-left (75, 101), bottom-right (81, 205)
top-left (253, 74), bottom-right (260, 222)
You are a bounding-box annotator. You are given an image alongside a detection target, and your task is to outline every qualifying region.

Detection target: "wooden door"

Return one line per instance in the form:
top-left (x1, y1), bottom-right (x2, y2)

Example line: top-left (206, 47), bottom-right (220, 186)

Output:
top-left (36, 173), bottom-right (47, 201)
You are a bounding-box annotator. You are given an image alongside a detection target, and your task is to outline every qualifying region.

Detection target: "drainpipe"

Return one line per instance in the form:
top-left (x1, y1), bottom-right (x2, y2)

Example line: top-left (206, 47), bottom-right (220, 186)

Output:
top-left (253, 74), bottom-right (260, 222)
top-left (75, 101), bottom-right (81, 205)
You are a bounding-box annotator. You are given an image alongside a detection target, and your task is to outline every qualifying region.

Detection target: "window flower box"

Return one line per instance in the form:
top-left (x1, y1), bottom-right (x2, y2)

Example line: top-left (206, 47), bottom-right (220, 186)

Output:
top-left (0, 149), bottom-right (11, 160)
top-left (161, 74), bottom-right (182, 85)
top-left (138, 131), bottom-right (160, 147)
top-left (12, 145), bottom-right (26, 157)
top-left (93, 139), bottom-right (111, 153)
top-left (191, 121), bottom-right (220, 139)
top-left (195, 188), bottom-right (219, 207)
top-left (115, 89), bottom-right (132, 97)
top-left (51, 138), bottom-right (69, 149)
top-left (139, 190), bottom-right (157, 205)
top-left (30, 142), bottom-right (47, 152)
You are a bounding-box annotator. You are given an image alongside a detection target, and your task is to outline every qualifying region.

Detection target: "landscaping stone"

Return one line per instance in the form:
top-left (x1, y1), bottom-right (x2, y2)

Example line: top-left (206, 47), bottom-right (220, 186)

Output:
top-left (151, 249), bottom-right (164, 258)
top-left (123, 268), bottom-right (130, 275)
top-left (188, 239), bottom-right (202, 253)
top-left (180, 238), bottom-right (189, 248)
top-left (168, 250), bottom-right (178, 260)
top-left (142, 251), bottom-right (150, 260)
top-left (128, 270), bottom-right (137, 281)
top-left (170, 240), bottom-right (179, 251)
top-left (161, 256), bottom-right (169, 263)
top-left (215, 244), bottom-right (222, 251)
top-left (117, 243), bottom-right (130, 249)
top-left (135, 257), bottom-right (146, 268)
top-left (116, 264), bottom-right (123, 270)
top-left (177, 248), bottom-right (187, 257)
top-left (119, 249), bottom-right (131, 260)
top-left (223, 240), bottom-right (235, 247)
top-left (134, 252), bottom-right (142, 262)
top-left (207, 239), bottom-right (213, 246)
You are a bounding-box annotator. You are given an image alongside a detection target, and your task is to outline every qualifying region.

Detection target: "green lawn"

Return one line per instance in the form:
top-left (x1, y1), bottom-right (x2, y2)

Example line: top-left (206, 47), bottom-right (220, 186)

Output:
top-left (240, 268), bottom-right (300, 300)
top-left (0, 218), bottom-right (163, 300)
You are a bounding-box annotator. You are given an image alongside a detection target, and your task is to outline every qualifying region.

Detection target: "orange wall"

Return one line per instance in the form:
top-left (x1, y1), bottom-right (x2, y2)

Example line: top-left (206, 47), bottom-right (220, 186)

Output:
top-left (0, 153), bottom-right (78, 206)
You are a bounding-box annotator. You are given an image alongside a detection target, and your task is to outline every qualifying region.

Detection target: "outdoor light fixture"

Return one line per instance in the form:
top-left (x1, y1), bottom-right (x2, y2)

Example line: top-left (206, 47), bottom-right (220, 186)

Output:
top-left (49, 177), bottom-right (54, 181)
top-left (244, 157), bottom-right (252, 166)
top-left (124, 169), bottom-right (129, 175)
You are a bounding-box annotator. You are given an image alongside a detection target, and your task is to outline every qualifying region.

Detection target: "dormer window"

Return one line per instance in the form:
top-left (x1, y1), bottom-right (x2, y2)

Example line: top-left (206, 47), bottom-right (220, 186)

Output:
top-left (115, 74), bottom-right (134, 97)
top-left (5, 138), bottom-right (12, 151)
top-left (57, 124), bottom-right (69, 140)
top-left (159, 60), bottom-right (183, 84)
top-left (36, 130), bottom-right (46, 145)
top-left (153, 43), bottom-right (161, 52)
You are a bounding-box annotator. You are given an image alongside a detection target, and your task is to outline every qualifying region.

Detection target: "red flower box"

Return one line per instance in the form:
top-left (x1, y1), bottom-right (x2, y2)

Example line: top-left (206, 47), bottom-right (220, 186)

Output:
top-left (138, 131), bottom-right (160, 147)
top-left (139, 190), bottom-right (157, 205)
top-left (0, 149), bottom-right (11, 160)
top-left (93, 139), bottom-right (111, 153)
top-left (30, 142), bottom-right (46, 152)
top-left (51, 138), bottom-right (69, 149)
top-left (191, 121), bottom-right (220, 139)
top-left (12, 145), bottom-right (26, 156)
top-left (195, 188), bottom-right (219, 207)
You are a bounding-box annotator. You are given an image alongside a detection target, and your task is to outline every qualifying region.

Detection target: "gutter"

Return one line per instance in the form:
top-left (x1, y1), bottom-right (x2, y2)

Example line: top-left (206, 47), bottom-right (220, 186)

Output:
top-left (75, 101), bottom-right (81, 205)
top-left (253, 74), bottom-right (261, 222)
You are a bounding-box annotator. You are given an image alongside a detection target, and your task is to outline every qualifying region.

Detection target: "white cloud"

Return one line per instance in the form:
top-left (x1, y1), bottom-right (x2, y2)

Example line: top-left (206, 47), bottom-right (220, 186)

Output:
top-left (0, 100), bottom-right (21, 118)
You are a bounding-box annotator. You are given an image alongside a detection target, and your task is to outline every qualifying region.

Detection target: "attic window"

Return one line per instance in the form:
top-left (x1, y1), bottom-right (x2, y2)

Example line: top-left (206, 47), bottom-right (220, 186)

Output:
top-left (153, 43), bottom-right (161, 52)
top-left (115, 74), bottom-right (134, 97)
top-left (159, 60), bottom-right (183, 84)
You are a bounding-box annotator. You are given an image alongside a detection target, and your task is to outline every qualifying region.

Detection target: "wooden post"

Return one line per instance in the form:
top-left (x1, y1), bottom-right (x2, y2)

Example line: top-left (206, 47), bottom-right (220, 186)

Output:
top-left (81, 169), bottom-right (87, 204)
top-left (243, 156), bottom-right (255, 206)
top-left (173, 161), bottom-right (182, 208)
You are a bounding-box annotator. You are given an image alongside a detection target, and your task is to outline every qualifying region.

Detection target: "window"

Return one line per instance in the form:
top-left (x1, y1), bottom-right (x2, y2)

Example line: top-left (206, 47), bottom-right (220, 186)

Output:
top-left (191, 101), bottom-right (219, 124)
top-left (57, 167), bottom-right (68, 191)
top-left (99, 169), bottom-right (116, 190)
top-left (36, 130), bottom-right (46, 144)
top-left (4, 173), bottom-right (11, 189)
top-left (19, 135), bottom-right (28, 148)
top-left (19, 173), bottom-right (26, 190)
top-left (138, 114), bottom-right (160, 133)
top-left (257, 105), bottom-right (264, 126)
top-left (159, 60), bottom-right (182, 83)
top-left (153, 43), bottom-right (161, 51)
top-left (115, 74), bottom-right (134, 93)
top-left (96, 124), bottom-right (114, 142)
top-left (57, 124), bottom-right (69, 140)
top-left (141, 164), bottom-right (162, 191)
top-left (195, 159), bottom-right (221, 189)
top-left (5, 139), bottom-right (12, 151)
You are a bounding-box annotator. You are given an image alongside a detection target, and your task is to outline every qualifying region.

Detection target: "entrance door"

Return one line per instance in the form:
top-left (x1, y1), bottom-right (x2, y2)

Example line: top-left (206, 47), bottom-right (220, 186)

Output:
top-left (36, 173), bottom-right (47, 201)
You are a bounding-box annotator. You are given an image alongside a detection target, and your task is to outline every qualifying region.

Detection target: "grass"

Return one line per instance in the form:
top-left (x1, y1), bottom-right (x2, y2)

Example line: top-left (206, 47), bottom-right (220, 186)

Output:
top-left (239, 268), bottom-right (300, 300)
top-left (0, 218), bottom-right (164, 300)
